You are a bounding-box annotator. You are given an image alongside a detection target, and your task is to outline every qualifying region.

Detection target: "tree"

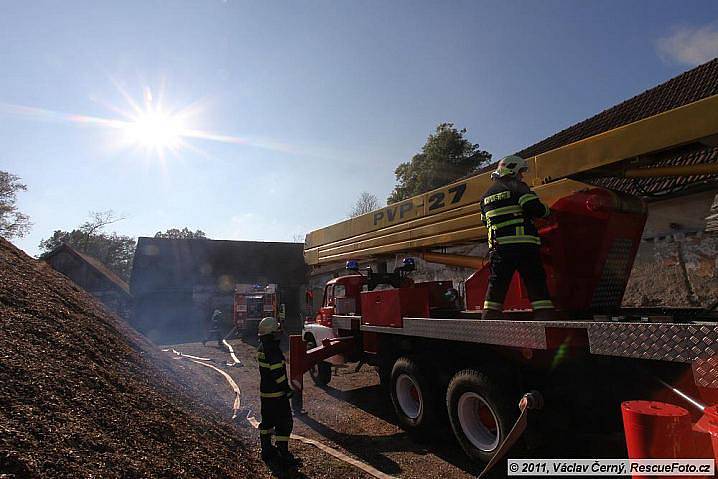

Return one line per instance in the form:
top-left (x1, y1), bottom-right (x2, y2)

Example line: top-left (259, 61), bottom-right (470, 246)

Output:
top-left (349, 192), bottom-right (379, 217)
top-left (387, 123), bottom-right (491, 203)
top-left (0, 171), bottom-right (31, 239)
top-left (154, 228), bottom-right (207, 239)
top-left (39, 211), bottom-right (135, 282)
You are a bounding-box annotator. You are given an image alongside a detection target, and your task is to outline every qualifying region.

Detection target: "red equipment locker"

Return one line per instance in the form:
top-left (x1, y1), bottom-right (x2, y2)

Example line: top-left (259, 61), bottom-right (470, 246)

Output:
top-left (360, 287), bottom-right (430, 328)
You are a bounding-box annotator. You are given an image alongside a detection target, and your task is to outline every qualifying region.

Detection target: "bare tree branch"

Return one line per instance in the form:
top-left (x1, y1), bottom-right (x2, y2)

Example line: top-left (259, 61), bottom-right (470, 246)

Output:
top-left (349, 192), bottom-right (379, 218)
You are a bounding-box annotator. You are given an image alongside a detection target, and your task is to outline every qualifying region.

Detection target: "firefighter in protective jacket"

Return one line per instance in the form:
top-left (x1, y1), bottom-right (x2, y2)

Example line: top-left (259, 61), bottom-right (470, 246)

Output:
top-left (479, 155), bottom-right (556, 320)
top-left (257, 317), bottom-right (297, 466)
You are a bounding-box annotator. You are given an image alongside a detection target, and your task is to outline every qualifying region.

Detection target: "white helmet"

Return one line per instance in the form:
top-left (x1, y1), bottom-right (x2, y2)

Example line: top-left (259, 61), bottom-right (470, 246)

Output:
top-left (492, 155), bottom-right (528, 179)
top-left (258, 316), bottom-right (281, 337)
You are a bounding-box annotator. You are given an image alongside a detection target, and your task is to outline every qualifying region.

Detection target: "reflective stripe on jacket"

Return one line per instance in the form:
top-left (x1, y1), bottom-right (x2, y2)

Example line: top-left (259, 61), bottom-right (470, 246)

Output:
top-left (479, 177), bottom-right (550, 248)
top-left (258, 340), bottom-right (291, 398)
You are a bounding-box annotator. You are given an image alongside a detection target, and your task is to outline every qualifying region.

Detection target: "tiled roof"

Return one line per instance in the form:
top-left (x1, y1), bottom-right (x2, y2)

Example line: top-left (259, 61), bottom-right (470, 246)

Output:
top-left (516, 58), bottom-right (718, 159)
top-left (589, 143), bottom-right (718, 198)
top-left (44, 243), bottom-right (131, 296)
top-left (500, 58), bottom-right (718, 196)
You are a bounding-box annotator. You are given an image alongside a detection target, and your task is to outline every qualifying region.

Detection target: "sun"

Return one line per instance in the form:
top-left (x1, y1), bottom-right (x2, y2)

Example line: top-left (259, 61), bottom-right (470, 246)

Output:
top-left (125, 109), bottom-right (183, 151)
top-left (0, 82), bottom-right (291, 161)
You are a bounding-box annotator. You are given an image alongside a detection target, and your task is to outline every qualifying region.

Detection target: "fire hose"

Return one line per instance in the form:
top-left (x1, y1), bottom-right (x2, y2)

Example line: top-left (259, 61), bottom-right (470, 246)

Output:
top-left (221, 339), bottom-right (242, 367)
top-left (477, 391), bottom-right (544, 479)
top-left (168, 348), bottom-right (396, 479)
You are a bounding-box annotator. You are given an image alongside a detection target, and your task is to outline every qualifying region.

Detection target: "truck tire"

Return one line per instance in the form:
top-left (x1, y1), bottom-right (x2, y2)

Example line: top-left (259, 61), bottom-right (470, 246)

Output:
top-left (305, 337), bottom-right (332, 387)
top-left (390, 356), bottom-right (435, 436)
top-left (446, 369), bottom-right (517, 463)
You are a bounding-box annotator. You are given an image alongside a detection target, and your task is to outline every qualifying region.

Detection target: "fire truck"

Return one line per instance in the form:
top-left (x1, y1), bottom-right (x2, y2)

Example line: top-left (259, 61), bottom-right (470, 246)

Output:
top-left (290, 94), bottom-right (718, 466)
top-left (233, 283), bottom-right (283, 336)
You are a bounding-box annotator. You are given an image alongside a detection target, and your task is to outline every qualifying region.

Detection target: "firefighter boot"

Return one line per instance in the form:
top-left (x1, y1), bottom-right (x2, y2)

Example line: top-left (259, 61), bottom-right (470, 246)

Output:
top-left (276, 442), bottom-right (300, 467)
top-left (260, 436), bottom-right (278, 463)
top-left (481, 308), bottom-right (503, 320)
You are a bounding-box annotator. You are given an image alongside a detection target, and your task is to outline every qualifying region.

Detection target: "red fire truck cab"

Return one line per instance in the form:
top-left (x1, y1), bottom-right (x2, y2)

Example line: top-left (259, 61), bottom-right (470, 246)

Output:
top-left (233, 283), bottom-right (282, 336)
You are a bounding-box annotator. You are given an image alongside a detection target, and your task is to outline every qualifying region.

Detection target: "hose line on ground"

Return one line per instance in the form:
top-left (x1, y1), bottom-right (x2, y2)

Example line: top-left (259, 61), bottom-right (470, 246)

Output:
top-left (168, 347), bottom-right (396, 479)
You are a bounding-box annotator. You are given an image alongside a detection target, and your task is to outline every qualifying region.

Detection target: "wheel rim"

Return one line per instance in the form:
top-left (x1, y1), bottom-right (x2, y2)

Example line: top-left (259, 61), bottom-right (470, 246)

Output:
top-left (395, 374), bottom-right (422, 419)
top-left (457, 392), bottom-right (500, 451)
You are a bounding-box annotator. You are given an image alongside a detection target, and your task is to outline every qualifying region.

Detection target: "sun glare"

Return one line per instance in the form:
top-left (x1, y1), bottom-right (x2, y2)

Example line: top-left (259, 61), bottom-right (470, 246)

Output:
top-left (126, 109), bottom-right (183, 150)
top-left (0, 81), bottom-right (294, 162)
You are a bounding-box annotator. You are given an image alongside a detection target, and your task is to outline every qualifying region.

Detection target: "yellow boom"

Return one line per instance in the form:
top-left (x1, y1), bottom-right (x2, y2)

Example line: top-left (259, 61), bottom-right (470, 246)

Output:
top-left (305, 94), bottom-right (718, 266)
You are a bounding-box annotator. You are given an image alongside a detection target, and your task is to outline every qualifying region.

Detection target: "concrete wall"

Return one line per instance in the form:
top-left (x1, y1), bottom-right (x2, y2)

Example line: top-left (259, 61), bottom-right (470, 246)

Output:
top-left (624, 234), bottom-right (717, 308)
top-left (643, 190), bottom-right (717, 238)
top-left (623, 191), bottom-right (718, 308)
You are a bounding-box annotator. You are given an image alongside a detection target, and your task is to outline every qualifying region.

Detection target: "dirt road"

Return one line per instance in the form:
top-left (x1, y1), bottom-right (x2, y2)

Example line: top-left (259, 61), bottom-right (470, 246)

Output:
top-left (172, 340), bottom-right (482, 479)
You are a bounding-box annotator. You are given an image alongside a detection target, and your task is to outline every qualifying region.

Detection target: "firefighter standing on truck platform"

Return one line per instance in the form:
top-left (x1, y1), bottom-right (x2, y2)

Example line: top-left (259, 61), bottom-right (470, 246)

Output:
top-left (257, 317), bottom-right (298, 467)
top-left (480, 155), bottom-right (556, 321)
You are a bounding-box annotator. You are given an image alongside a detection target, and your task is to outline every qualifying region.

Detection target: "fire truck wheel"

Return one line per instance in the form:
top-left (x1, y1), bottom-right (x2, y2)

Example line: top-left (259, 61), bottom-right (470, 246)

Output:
top-left (305, 337), bottom-right (332, 387)
top-left (446, 369), bottom-right (517, 463)
top-left (390, 357), bottom-right (435, 435)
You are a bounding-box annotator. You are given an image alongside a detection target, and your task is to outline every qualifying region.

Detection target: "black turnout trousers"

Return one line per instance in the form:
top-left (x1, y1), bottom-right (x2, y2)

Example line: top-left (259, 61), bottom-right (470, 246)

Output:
top-left (484, 244), bottom-right (553, 310)
top-left (259, 397), bottom-right (293, 442)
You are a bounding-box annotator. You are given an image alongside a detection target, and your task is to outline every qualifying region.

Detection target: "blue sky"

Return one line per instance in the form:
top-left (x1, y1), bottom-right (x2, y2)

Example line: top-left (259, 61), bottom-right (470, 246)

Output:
top-left (3, 1), bottom-right (718, 256)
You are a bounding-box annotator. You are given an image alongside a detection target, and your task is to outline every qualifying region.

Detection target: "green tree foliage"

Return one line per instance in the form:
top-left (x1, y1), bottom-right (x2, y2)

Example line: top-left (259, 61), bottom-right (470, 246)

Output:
top-left (388, 123), bottom-right (491, 204)
top-left (154, 228), bottom-right (207, 239)
top-left (0, 171), bottom-right (31, 239)
top-left (39, 211), bottom-right (135, 282)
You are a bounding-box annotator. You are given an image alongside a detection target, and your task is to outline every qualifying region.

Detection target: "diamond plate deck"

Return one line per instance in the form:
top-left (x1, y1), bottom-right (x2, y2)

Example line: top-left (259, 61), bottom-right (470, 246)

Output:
top-left (693, 356), bottom-right (718, 388)
top-left (355, 316), bottom-right (718, 362)
top-left (585, 322), bottom-right (718, 362)
top-left (404, 318), bottom-right (548, 349)
top-left (351, 316), bottom-right (718, 388)
top-left (360, 318), bottom-right (549, 349)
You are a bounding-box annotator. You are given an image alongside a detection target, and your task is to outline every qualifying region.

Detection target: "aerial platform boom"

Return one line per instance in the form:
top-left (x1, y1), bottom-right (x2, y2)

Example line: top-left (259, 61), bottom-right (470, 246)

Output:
top-left (305, 94), bottom-right (718, 266)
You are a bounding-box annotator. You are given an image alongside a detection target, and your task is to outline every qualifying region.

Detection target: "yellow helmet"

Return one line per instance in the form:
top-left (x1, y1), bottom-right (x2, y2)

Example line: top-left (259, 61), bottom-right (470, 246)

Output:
top-left (492, 155), bottom-right (528, 179)
top-left (258, 316), bottom-right (281, 337)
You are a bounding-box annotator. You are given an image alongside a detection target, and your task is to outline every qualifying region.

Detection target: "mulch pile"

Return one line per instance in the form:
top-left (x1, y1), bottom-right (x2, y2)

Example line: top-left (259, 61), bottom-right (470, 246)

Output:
top-left (0, 238), bottom-right (265, 478)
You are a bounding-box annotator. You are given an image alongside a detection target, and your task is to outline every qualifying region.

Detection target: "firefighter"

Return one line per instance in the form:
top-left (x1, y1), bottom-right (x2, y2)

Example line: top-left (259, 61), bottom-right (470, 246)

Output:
top-left (479, 155), bottom-right (556, 321)
top-left (203, 308), bottom-right (223, 347)
top-left (257, 317), bottom-right (297, 466)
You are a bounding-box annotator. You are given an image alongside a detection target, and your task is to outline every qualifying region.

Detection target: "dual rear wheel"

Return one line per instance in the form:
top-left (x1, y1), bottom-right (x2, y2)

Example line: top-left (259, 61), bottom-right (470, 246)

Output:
top-left (389, 357), bottom-right (434, 435)
top-left (447, 369), bottom-right (517, 462)
top-left (388, 357), bottom-right (516, 463)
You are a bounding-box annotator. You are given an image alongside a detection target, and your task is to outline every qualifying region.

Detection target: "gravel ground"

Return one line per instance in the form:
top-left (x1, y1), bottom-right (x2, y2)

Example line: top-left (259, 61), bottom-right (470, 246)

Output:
top-left (171, 340), bottom-right (483, 479)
